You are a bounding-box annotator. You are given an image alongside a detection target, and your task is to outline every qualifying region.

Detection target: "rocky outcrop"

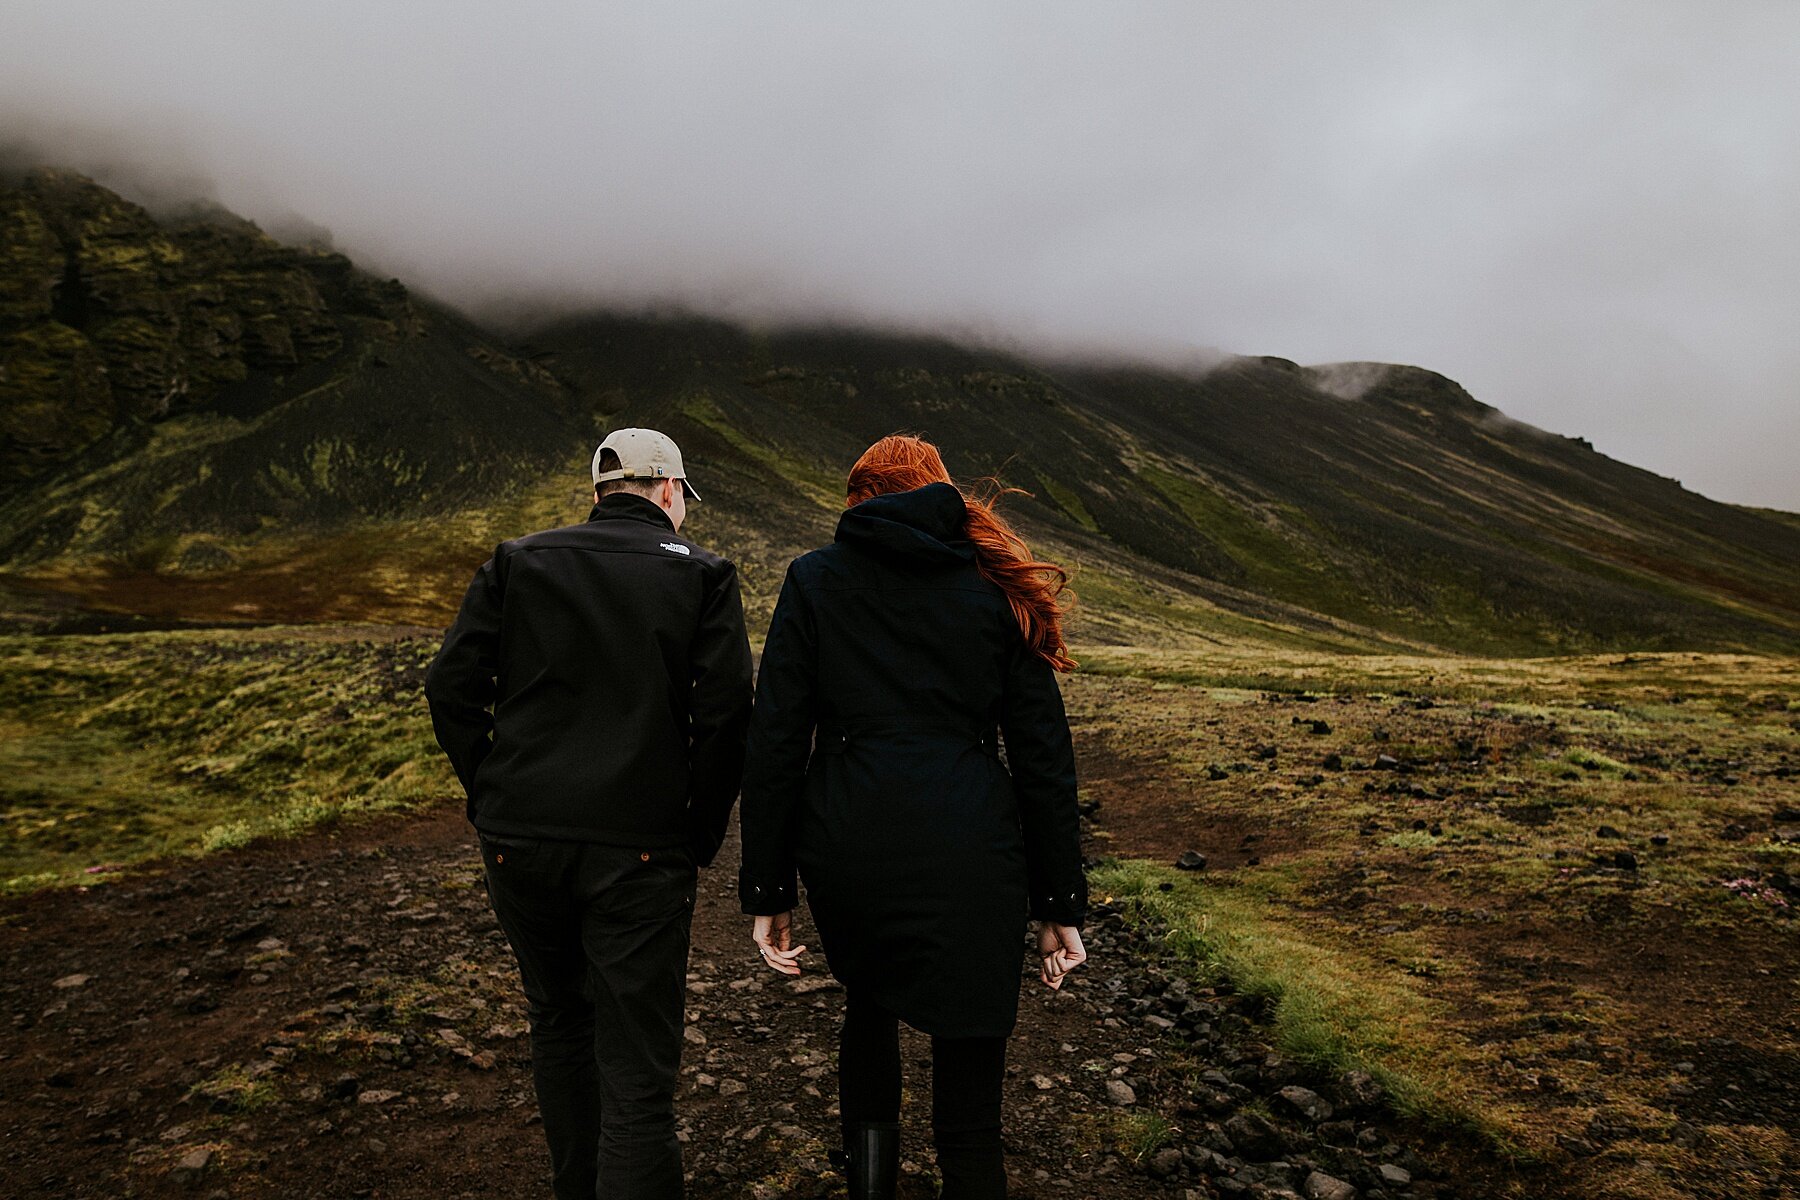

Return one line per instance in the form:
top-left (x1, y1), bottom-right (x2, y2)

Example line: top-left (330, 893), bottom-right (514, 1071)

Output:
top-left (0, 168), bottom-right (417, 491)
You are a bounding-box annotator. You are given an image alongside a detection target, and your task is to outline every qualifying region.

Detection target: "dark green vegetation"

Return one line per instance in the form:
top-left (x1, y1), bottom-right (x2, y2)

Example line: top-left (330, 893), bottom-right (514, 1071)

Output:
top-left (0, 627), bottom-right (454, 893)
top-left (3, 170), bottom-right (1799, 653)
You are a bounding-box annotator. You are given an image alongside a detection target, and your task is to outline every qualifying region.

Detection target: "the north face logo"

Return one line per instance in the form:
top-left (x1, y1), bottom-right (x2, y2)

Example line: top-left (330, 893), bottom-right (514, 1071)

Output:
top-left (660, 542), bottom-right (691, 556)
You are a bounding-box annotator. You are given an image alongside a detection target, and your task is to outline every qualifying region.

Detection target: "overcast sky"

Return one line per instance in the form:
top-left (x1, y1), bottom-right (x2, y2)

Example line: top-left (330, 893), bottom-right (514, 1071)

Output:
top-left (3, 2), bottom-right (1796, 510)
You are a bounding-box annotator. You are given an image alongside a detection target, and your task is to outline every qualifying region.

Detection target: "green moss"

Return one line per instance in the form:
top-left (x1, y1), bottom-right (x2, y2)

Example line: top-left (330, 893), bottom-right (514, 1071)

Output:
top-left (1091, 859), bottom-right (1513, 1145)
top-left (1035, 472), bottom-right (1099, 532)
top-left (185, 1062), bottom-right (277, 1112)
top-left (0, 631), bottom-right (454, 893)
top-left (679, 391), bottom-right (842, 507)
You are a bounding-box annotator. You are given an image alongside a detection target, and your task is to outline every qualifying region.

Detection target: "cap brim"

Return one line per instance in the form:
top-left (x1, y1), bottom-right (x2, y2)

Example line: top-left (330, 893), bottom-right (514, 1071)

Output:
top-left (680, 478), bottom-right (701, 503)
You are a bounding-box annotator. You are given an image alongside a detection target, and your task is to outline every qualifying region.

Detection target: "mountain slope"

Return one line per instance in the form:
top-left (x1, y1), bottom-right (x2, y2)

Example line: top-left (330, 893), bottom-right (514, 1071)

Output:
top-left (518, 316), bottom-right (1800, 653)
top-left (2, 171), bottom-right (1797, 654)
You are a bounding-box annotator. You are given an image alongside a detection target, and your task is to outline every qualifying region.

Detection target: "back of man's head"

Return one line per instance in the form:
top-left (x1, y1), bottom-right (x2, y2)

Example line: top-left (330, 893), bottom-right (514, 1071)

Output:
top-left (593, 448), bottom-right (663, 499)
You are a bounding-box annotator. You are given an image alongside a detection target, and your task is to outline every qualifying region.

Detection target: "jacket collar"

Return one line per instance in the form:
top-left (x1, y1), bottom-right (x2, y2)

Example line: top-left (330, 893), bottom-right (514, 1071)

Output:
top-left (586, 492), bottom-right (676, 532)
top-left (835, 482), bottom-right (974, 567)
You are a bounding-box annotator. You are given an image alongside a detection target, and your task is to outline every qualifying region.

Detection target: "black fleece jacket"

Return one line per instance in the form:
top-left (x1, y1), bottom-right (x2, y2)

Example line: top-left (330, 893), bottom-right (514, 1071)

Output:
top-left (424, 493), bottom-right (753, 864)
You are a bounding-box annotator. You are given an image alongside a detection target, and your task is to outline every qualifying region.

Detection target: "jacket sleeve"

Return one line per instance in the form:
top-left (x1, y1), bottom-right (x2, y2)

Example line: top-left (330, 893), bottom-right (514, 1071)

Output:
top-left (737, 563), bottom-right (817, 915)
top-left (424, 547), bottom-right (506, 822)
top-left (1001, 640), bottom-right (1088, 927)
top-left (685, 560), bottom-right (755, 868)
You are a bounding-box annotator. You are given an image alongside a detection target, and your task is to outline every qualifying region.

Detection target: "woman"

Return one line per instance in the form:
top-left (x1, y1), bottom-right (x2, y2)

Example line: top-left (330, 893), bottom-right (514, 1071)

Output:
top-left (737, 434), bottom-right (1089, 1200)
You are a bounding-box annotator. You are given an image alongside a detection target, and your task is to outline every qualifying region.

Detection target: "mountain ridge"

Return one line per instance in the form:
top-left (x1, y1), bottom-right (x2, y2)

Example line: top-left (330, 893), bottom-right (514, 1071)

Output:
top-left (2, 169), bottom-right (1797, 655)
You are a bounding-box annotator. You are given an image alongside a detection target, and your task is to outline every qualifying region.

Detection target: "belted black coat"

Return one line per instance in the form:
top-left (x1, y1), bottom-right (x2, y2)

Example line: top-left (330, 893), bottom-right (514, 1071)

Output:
top-left (737, 482), bottom-right (1087, 1039)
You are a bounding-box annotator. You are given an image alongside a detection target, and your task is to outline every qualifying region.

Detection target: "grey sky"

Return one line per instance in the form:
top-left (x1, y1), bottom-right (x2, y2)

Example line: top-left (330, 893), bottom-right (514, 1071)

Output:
top-left (4, 2), bottom-right (1797, 510)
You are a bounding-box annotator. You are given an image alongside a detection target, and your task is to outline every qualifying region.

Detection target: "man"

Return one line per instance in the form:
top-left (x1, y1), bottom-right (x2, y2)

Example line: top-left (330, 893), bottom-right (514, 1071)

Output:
top-left (425, 427), bottom-right (753, 1199)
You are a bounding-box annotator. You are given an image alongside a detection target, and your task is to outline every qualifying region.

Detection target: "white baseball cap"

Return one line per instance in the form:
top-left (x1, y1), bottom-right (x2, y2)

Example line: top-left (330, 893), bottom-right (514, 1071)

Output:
top-left (591, 427), bottom-right (701, 502)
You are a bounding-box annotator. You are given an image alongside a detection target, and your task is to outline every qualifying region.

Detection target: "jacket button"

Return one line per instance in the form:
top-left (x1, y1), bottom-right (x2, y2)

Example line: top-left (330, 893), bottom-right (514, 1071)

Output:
top-left (640, 852), bottom-right (650, 861)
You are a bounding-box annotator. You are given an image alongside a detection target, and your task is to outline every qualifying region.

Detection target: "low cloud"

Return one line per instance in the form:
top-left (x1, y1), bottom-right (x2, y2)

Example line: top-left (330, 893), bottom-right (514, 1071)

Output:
top-left (2, 2), bottom-right (1796, 508)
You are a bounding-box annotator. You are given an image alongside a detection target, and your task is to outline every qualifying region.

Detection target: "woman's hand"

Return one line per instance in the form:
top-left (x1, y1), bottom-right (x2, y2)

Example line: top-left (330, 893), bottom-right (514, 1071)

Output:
top-left (1037, 922), bottom-right (1087, 990)
top-left (753, 912), bottom-right (807, 976)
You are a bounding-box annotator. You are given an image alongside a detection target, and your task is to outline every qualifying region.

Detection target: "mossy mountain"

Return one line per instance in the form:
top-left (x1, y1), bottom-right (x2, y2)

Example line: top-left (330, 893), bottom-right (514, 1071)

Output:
top-left (2, 170), bottom-right (1796, 654)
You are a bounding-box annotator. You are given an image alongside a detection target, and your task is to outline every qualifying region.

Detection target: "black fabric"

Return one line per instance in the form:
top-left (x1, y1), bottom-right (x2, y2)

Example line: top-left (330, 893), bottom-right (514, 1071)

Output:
top-left (480, 832), bottom-right (696, 1200)
top-left (738, 481), bottom-right (1087, 1038)
top-left (837, 989), bottom-right (1008, 1199)
top-left (425, 492), bottom-right (754, 863)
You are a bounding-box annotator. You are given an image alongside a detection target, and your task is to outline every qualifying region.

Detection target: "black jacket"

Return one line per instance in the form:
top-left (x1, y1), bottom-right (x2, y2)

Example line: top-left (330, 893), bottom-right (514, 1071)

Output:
top-left (424, 493), bottom-right (753, 864)
top-left (736, 482), bottom-right (1086, 1038)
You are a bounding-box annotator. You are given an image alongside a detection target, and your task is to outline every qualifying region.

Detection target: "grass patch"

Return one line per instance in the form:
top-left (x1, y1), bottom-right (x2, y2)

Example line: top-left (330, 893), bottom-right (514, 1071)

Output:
top-left (185, 1062), bottom-right (278, 1113)
top-left (0, 630), bottom-right (457, 893)
top-left (1070, 1107), bottom-right (1178, 1167)
top-left (1091, 859), bottom-right (1514, 1145)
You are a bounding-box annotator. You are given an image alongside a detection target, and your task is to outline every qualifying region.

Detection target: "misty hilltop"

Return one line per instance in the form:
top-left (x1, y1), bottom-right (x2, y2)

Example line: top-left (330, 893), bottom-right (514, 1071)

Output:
top-left (2, 169), bottom-right (1798, 655)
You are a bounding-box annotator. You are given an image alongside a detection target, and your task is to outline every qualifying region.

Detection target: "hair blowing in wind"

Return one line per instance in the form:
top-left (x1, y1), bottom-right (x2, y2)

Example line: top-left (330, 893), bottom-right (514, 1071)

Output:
top-left (846, 434), bottom-right (1076, 672)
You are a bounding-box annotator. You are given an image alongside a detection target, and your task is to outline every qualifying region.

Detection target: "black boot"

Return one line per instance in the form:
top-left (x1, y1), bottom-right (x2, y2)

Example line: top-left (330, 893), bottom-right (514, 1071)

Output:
top-left (934, 1125), bottom-right (1005, 1199)
top-left (835, 1120), bottom-right (899, 1200)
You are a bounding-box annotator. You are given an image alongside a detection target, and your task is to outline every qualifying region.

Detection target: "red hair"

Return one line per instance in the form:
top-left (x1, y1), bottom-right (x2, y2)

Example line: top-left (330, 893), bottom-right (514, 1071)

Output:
top-left (846, 434), bottom-right (1076, 672)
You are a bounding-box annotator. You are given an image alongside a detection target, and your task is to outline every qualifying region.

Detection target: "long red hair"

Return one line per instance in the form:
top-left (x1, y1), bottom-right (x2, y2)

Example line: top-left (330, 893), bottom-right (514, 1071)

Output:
top-left (846, 434), bottom-right (1076, 672)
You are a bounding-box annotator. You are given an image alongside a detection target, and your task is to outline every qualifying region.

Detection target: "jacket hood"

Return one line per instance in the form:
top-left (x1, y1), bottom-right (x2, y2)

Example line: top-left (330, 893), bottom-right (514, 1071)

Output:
top-left (835, 482), bottom-right (974, 567)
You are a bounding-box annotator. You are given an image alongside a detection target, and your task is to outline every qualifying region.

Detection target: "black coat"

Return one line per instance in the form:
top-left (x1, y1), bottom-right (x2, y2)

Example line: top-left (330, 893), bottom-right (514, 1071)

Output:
top-left (737, 482), bottom-right (1087, 1038)
top-left (425, 493), bottom-right (753, 863)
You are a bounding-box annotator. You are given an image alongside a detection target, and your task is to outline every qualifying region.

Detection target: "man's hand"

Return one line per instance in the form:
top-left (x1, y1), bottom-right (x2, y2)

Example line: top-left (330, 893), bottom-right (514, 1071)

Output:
top-left (1037, 922), bottom-right (1087, 990)
top-left (753, 911), bottom-right (807, 976)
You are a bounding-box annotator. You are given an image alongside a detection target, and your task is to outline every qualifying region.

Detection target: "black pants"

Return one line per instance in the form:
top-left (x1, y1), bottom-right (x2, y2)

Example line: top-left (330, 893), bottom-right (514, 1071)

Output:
top-left (479, 833), bottom-right (697, 1200)
top-left (837, 989), bottom-right (1008, 1199)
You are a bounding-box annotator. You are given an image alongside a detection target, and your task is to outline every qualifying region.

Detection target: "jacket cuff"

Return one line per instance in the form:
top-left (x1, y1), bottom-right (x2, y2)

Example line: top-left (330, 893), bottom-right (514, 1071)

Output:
top-left (739, 873), bottom-right (799, 915)
top-left (1030, 880), bottom-right (1088, 927)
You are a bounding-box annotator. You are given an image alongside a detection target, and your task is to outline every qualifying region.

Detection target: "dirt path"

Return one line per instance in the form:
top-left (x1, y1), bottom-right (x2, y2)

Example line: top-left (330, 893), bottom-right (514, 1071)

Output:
top-left (1, 799), bottom-right (1461, 1200)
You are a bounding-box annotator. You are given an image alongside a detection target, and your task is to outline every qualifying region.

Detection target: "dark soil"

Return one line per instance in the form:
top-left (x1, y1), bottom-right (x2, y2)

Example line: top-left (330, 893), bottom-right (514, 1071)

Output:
top-left (3, 801), bottom-right (1466, 1200)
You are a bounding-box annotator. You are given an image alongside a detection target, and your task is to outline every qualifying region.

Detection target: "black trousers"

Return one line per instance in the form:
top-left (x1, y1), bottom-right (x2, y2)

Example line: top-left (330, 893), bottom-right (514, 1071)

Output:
top-left (479, 833), bottom-right (697, 1200)
top-left (837, 988), bottom-right (1008, 1199)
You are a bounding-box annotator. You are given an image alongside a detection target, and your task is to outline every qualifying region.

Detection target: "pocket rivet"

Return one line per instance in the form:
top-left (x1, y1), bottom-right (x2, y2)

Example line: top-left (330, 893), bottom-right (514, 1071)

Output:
top-left (640, 852), bottom-right (651, 862)
top-left (496, 854), bottom-right (504, 863)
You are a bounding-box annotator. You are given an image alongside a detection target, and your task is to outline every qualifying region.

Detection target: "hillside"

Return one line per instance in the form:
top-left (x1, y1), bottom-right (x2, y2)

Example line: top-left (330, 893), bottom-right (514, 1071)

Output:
top-left (3, 169), bottom-right (1798, 654)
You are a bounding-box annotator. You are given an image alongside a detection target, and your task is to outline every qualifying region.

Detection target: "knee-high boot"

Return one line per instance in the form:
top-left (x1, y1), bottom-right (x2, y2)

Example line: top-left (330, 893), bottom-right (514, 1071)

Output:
top-left (934, 1125), bottom-right (1005, 1200)
top-left (837, 1120), bottom-right (899, 1200)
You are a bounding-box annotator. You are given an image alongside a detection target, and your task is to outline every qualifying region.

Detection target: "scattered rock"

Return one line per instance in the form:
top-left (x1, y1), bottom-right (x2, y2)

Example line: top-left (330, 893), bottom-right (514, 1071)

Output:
top-left (1595, 825), bottom-right (1624, 839)
top-left (357, 1089), bottom-right (402, 1105)
top-left (170, 1146), bottom-right (214, 1183)
top-left (224, 916), bottom-right (272, 942)
top-left (1105, 1079), bottom-right (1137, 1107)
top-left (1304, 1170), bottom-right (1357, 1200)
top-left (1148, 1146), bottom-right (1183, 1177)
top-left (1224, 1111), bottom-right (1284, 1160)
top-left (1611, 850), bottom-right (1638, 872)
top-left (1335, 1070), bottom-right (1384, 1112)
top-left (1175, 851), bottom-right (1208, 871)
top-left (1277, 1085), bottom-right (1334, 1123)
top-left (51, 974), bottom-right (91, 990)
top-left (1377, 1163), bottom-right (1412, 1186)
